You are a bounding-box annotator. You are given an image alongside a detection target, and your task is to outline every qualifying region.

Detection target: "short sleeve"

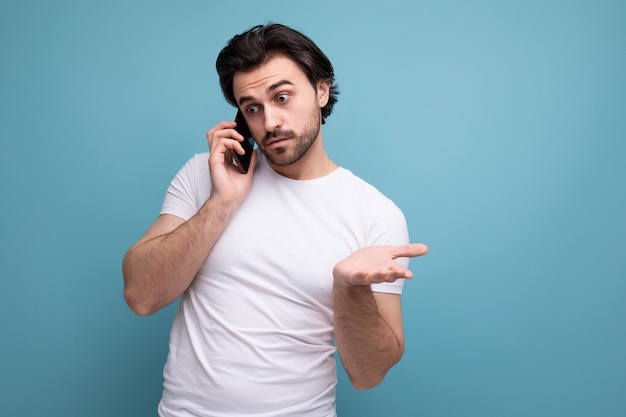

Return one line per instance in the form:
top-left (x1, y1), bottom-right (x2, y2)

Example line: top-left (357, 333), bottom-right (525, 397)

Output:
top-left (160, 153), bottom-right (212, 221)
top-left (368, 199), bottom-right (410, 295)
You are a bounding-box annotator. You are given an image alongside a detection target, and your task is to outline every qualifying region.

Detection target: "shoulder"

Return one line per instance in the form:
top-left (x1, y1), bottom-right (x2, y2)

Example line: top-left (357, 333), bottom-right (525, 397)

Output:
top-left (172, 152), bottom-right (210, 181)
top-left (187, 152), bottom-right (210, 170)
top-left (161, 152), bottom-right (212, 219)
top-left (335, 168), bottom-right (402, 214)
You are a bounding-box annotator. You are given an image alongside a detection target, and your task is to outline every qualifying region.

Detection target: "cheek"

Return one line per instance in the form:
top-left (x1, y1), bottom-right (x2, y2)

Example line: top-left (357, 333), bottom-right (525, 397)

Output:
top-left (246, 120), bottom-right (264, 142)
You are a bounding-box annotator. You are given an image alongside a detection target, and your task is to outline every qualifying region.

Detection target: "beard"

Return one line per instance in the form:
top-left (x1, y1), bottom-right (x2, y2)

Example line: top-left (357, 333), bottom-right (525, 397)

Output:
top-left (259, 107), bottom-right (321, 167)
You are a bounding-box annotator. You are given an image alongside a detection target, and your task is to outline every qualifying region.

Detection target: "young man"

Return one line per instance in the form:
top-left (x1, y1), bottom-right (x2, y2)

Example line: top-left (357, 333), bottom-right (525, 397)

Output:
top-left (123, 23), bottom-right (428, 417)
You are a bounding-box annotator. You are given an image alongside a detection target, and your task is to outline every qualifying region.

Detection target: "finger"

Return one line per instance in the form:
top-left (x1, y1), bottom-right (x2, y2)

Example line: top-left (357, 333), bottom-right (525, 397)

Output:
top-left (207, 121), bottom-right (237, 136)
top-left (231, 139), bottom-right (246, 155)
top-left (207, 123), bottom-right (242, 147)
top-left (209, 134), bottom-right (246, 156)
top-left (373, 262), bottom-right (413, 283)
top-left (391, 243), bottom-right (428, 259)
top-left (209, 129), bottom-right (243, 144)
top-left (388, 263), bottom-right (414, 280)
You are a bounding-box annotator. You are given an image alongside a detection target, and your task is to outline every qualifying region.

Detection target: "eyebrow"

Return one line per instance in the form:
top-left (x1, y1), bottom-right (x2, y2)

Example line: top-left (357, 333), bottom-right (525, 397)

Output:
top-left (237, 79), bottom-right (295, 106)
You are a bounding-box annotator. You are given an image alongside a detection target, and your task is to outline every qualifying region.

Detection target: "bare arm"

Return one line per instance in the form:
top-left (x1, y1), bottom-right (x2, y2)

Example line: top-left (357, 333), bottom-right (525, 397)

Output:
top-left (122, 199), bottom-right (237, 315)
top-left (333, 243), bottom-right (428, 389)
top-left (122, 121), bottom-right (256, 315)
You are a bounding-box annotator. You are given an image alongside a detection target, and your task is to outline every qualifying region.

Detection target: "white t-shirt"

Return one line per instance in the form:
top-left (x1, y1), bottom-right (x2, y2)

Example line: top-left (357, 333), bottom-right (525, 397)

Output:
top-left (157, 153), bottom-right (410, 417)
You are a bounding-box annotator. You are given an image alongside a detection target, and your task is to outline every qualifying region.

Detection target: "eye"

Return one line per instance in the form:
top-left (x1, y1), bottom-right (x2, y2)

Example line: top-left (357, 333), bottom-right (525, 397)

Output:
top-left (276, 93), bottom-right (290, 103)
top-left (246, 104), bottom-right (260, 114)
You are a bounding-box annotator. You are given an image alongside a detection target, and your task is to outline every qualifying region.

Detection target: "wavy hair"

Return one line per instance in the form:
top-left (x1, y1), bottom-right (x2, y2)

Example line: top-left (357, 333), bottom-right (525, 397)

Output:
top-left (216, 23), bottom-right (339, 123)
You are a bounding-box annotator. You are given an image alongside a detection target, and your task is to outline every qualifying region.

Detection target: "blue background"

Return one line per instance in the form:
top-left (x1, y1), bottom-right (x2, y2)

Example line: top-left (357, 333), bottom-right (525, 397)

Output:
top-left (1, 1), bottom-right (625, 416)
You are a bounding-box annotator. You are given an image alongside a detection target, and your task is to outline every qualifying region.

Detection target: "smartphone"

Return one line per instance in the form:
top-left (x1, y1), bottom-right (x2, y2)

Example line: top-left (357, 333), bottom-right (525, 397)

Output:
top-left (232, 109), bottom-right (254, 174)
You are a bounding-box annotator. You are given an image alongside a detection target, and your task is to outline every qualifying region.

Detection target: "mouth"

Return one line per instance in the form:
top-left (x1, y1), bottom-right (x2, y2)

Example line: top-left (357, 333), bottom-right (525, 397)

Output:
top-left (267, 137), bottom-right (292, 147)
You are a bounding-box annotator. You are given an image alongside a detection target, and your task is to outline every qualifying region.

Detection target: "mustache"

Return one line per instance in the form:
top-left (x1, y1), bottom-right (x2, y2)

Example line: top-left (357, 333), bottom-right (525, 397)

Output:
top-left (264, 129), bottom-right (296, 142)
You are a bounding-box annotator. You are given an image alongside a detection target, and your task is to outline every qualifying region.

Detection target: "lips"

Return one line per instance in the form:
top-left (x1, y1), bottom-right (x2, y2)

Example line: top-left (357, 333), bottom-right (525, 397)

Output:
top-left (265, 129), bottom-right (296, 146)
top-left (267, 137), bottom-right (291, 146)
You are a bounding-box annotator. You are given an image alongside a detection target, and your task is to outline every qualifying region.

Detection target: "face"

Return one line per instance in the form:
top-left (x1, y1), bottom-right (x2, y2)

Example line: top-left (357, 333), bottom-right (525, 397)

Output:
top-left (233, 55), bottom-right (330, 168)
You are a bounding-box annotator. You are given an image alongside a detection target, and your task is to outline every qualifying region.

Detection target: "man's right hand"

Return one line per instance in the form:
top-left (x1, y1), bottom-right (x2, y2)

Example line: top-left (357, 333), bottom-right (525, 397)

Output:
top-left (206, 120), bottom-right (258, 207)
top-left (123, 121), bottom-right (259, 315)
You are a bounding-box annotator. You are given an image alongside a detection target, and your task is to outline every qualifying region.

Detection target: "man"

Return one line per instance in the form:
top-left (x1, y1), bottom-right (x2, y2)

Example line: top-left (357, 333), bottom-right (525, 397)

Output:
top-left (123, 23), bottom-right (428, 417)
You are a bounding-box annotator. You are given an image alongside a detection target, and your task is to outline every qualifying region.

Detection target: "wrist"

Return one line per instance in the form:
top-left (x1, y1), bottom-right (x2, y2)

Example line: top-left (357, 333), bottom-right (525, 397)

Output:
top-left (333, 276), bottom-right (371, 294)
top-left (200, 194), bottom-right (240, 222)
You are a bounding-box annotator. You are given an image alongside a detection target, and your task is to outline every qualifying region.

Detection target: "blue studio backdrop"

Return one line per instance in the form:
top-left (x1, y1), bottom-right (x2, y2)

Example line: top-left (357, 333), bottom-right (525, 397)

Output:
top-left (1, 1), bottom-right (625, 416)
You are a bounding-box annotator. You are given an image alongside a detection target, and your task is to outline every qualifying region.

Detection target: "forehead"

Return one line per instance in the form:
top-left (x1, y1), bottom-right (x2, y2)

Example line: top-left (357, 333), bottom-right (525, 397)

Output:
top-left (233, 55), bottom-right (309, 103)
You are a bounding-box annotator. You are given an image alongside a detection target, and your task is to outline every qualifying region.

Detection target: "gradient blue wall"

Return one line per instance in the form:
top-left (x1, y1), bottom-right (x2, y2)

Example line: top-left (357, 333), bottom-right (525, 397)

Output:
top-left (1, 1), bottom-right (625, 416)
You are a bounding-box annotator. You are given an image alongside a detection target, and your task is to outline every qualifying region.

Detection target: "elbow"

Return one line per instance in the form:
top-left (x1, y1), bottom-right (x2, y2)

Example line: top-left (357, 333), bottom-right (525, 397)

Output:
top-left (124, 288), bottom-right (158, 316)
top-left (122, 270), bottom-right (169, 316)
top-left (122, 259), bottom-right (159, 316)
top-left (345, 349), bottom-right (404, 391)
top-left (349, 373), bottom-right (386, 391)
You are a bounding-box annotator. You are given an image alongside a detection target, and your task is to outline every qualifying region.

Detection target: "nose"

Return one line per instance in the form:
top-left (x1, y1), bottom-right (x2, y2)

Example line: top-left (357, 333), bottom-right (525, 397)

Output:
top-left (263, 106), bottom-right (282, 133)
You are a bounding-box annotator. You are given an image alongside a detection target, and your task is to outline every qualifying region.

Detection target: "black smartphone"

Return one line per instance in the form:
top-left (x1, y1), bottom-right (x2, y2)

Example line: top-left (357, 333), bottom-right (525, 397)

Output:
top-left (232, 109), bottom-right (254, 174)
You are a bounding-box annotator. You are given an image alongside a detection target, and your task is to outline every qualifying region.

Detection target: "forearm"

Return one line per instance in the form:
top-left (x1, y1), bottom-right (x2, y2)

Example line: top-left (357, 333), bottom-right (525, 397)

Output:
top-left (333, 282), bottom-right (403, 390)
top-left (122, 197), bottom-right (237, 315)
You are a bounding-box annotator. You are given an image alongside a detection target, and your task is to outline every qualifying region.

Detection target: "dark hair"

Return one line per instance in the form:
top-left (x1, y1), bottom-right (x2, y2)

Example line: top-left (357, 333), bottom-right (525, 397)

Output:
top-left (216, 23), bottom-right (339, 123)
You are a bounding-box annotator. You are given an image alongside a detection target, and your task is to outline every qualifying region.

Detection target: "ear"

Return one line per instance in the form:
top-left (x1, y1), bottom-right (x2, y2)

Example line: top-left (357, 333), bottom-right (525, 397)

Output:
top-left (316, 79), bottom-right (331, 108)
